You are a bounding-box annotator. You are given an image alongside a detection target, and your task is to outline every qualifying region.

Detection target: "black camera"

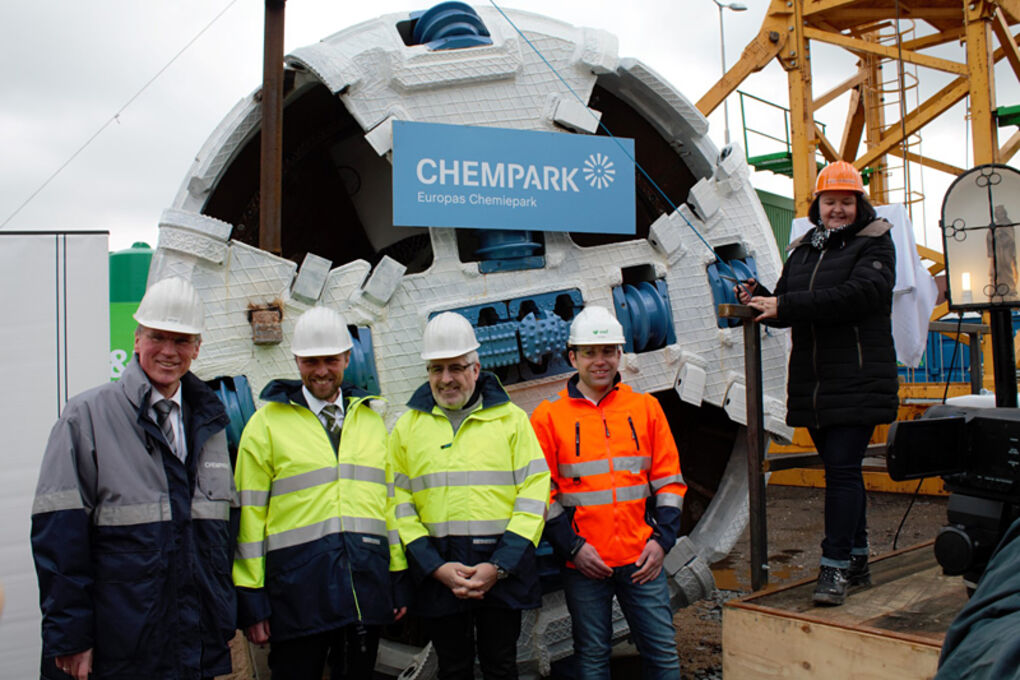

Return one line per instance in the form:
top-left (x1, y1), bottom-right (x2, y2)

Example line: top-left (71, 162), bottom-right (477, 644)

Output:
top-left (887, 404), bottom-right (1020, 588)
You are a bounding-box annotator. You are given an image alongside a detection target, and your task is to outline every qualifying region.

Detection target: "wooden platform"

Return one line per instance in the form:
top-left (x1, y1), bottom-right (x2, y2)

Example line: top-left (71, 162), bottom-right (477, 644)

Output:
top-left (722, 542), bottom-right (967, 679)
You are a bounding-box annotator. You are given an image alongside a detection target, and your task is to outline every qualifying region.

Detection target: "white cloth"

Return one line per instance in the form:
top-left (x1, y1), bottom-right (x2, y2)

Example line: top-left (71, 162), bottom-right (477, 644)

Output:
top-left (790, 204), bottom-right (937, 368)
top-left (148, 386), bottom-right (186, 462)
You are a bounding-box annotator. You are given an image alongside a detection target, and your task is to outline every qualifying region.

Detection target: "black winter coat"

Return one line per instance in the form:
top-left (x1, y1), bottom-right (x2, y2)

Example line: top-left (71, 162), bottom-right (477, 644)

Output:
top-left (769, 219), bottom-right (899, 428)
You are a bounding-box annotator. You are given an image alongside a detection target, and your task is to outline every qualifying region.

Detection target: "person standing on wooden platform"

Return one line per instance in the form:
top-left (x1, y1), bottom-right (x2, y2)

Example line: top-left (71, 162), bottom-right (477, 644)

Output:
top-left (737, 161), bottom-right (899, 606)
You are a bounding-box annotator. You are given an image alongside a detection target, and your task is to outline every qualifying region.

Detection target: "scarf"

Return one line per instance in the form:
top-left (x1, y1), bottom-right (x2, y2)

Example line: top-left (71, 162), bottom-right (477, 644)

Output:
top-left (810, 222), bottom-right (856, 250)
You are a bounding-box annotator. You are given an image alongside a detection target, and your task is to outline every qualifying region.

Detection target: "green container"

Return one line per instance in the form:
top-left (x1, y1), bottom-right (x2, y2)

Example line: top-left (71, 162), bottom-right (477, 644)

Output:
top-left (109, 242), bottom-right (153, 380)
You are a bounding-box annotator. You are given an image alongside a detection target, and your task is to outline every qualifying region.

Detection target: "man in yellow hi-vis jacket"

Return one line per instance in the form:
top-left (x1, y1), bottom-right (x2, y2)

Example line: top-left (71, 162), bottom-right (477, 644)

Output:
top-left (233, 307), bottom-right (407, 679)
top-left (390, 312), bottom-right (550, 680)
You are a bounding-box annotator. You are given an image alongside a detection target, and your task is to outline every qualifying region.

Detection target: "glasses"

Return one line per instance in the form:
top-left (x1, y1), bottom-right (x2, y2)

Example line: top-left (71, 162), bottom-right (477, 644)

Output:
top-left (427, 362), bottom-right (476, 377)
top-left (141, 331), bottom-right (198, 348)
top-left (574, 346), bottom-right (620, 360)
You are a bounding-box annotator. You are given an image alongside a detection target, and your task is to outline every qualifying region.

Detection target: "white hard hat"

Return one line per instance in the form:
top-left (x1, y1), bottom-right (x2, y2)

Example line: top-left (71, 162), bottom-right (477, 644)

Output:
top-left (421, 312), bottom-right (480, 360)
top-left (291, 307), bottom-right (354, 357)
top-left (133, 277), bottom-right (204, 335)
top-left (568, 305), bottom-right (625, 346)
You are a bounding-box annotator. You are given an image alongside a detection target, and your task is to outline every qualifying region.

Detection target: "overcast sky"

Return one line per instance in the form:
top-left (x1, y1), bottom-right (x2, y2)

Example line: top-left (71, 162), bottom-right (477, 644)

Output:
top-left (1, 1), bottom-right (1013, 251)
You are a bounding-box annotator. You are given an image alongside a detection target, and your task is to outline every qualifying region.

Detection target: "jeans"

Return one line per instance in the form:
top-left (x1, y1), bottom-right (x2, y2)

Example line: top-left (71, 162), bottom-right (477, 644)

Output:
top-left (562, 566), bottom-right (680, 680)
top-left (809, 424), bottom-right (875, 567)
top-left (267, 624), bottom-right (380, 680)
top-left (428, 607), bottom-right (522, 680)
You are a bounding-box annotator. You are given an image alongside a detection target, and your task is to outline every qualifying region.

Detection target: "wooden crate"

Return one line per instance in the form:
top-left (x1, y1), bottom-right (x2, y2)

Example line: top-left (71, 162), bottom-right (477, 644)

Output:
top-left (722, 542), bottom-right (967, 679)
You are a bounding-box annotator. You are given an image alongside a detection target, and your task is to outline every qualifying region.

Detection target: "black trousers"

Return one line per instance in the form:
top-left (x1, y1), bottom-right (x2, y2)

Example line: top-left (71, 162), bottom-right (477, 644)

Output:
top-left (809, 424), bottom-right (876, 564)
top-left (428, 608), bottom-right (522, 680)
top-left (267, 624), bottom-right (381, 680)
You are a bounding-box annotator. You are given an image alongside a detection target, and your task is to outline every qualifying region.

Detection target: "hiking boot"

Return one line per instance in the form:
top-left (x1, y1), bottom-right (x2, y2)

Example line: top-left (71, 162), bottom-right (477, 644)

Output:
top-left (812, 566), bottom-right (848, 606)
top-left (848, 553), bottom-right (871, 587)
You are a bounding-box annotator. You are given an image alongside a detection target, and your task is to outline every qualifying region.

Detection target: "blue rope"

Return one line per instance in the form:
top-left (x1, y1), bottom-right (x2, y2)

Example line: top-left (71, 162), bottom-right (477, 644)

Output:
top-left (487, 0), bottom-right (751, 293)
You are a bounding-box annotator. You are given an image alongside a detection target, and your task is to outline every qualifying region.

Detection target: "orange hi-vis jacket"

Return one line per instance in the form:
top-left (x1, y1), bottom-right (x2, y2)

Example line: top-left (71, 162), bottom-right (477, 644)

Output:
top-left (530, 374), bottom-right (686, 568)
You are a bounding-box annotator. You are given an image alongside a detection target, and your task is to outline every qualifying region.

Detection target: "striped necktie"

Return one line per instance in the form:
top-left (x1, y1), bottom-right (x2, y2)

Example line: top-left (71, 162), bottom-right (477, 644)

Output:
top-left (321, 403), bottom-right (342, 450)
top-left (153, 399), bottom-right (177, 456)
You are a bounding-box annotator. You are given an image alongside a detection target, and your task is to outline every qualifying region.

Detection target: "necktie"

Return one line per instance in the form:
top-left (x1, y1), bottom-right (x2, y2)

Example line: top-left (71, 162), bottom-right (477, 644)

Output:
top-left (153, 399), bottom-right (177, 455)
top-left (321, 404), bottom-right (342, 451)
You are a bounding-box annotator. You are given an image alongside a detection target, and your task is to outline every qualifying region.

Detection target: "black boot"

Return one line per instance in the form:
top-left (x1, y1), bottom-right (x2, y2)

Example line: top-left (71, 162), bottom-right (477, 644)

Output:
top-left (848, 553), bottom-right (871, 587)
top-left (812, 565), bottom-right (849, 606)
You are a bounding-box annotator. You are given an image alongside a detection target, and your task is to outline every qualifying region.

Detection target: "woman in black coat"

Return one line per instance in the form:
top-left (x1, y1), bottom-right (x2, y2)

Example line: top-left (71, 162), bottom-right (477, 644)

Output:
top-left (737, 161), bottom-right (899, 606)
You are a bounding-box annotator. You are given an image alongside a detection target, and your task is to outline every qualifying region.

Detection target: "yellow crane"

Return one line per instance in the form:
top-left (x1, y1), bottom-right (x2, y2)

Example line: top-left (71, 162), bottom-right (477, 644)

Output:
top-left (697, 0), bottom-right (1020, 217)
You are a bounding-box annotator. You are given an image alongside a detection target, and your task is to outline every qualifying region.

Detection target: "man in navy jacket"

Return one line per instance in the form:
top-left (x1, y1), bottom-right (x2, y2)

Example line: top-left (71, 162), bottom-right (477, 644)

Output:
top-left (31, 277), bottom-right (236, 680)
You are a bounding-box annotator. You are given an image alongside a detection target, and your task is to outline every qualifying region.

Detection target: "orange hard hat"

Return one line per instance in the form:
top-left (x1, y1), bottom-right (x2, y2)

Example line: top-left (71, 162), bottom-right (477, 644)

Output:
top-left (814, 161), bottom-right (865, 195)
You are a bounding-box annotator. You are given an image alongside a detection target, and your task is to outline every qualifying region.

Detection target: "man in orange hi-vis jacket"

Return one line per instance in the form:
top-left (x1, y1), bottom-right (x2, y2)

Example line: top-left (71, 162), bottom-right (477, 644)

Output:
top-left (530, 305), bottom-right (685, 679)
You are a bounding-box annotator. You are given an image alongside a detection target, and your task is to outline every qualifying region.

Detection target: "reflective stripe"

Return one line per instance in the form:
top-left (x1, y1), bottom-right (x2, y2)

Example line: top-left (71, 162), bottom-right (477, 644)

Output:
top-left (239, 489), bottom-right (270, 507)
top-left (559, 460), bottom-right (610, 478)
top-left (410, 469), bottom-right (517, 493)
top-left (271, 466), bottom-right (338, 496)
top-left (388, 529), bottom-right (402, 546)
top-left (559, 489), bottom-right (614, 507)
top-left (192, 499), bottom-right (230, 521)
top-left (614, 455), bottom-right (651, 474)
top-left (94, 501), bottom-right (171, 527)
top-left (395, 502), bottom-right (418, 519)
top-left (547, 500), bottom-right (565, 519)
top-left (265, 515), bottom-right (387, 552)
top-left (393, 473), bottom-right (412, 491)
top-left (237, 514), bottom-right (387, 559)
top-left (514, 458), bottom-right (548, 485)
top-left (513, 496), bottom-right (547, 516)
top-left (656, 493), bottom-right (683, 509)
top-left (616, 484), bottom-right (650, 502)
top-left (343, 516), bottom-right (388, 536)
top-left (236, 539), bottom-right (265, 560)
top-left (339, 463), bottom-right (386, 485)
top-left (651, 474), bottom-right (685, 491)
top-left (424, 518), bottom-right (509, 537)
top-left (558, 484), bottom-right (650, 507)
top-left (32, 489), bottom-right (83, 515)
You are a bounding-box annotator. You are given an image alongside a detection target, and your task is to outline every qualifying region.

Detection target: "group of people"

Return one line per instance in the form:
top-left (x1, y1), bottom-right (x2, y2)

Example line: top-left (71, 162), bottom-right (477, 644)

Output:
top-left (31, 158), bottom-right (911, 677)
top-left (31, 277), bottom-right (688, 679)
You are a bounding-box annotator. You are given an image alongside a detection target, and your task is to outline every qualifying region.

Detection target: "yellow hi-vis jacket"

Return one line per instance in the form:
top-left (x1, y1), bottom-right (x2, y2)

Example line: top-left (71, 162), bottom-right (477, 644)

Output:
top-left (233, 380), bottom-right (407, 639)
top-left (389, 372), bottom-right (550, 616)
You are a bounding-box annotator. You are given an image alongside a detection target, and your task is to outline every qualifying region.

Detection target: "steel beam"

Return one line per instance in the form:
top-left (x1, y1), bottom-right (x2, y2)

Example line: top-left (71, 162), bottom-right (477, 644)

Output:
top-left (839, 87), bottom-right (866, 160)
top-left (803, 26), bottom-right (969, 75)
top-left (719, 303), bottom-right (768, 592)
top-left (967, 2), bottom-right (1000, 164)
top-left (1000, 129), bottom-right (1020, 161)
top-left (854, 78), bottom-right (970, 172)
top-left (991, 10), bottom-right (1020, 83)
top-left (787, 0), bottom-right (816, 216)
top-left (813, 71), bottom-right (866, 110)
top-left (860, 42), bottom-right (888, 203)
top-left (259, 0), bottom-right (286, 256)
top-left (696, 0), bottom-right (790, 117)
top-left (887, 147), bottom-right (966, 176)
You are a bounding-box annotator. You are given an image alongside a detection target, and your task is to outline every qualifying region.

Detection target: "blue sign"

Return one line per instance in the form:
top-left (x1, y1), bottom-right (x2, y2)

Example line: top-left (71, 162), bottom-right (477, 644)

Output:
top-left (393, 120), bottom-right (635, 234)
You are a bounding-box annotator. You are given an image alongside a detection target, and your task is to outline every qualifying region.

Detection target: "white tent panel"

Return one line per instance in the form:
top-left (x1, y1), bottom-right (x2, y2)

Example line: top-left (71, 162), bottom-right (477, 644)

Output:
top-left (0, 232), bottom-right (109, 678)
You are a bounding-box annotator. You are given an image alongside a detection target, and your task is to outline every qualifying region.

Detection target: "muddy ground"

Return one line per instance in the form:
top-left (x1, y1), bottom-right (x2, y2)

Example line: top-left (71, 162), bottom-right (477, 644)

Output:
top-left (665, 484), bottom-right (950, 679)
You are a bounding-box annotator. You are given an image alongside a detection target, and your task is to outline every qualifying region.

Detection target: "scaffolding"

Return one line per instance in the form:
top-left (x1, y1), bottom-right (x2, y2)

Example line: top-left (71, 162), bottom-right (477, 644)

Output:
top-left (697, 0), bottom-right (1020, 218)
